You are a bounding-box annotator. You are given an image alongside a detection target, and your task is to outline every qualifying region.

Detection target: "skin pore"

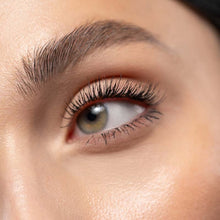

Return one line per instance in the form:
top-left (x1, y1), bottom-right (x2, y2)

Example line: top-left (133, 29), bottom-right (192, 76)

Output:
top-left (0, 0), bottom-right (220, 219)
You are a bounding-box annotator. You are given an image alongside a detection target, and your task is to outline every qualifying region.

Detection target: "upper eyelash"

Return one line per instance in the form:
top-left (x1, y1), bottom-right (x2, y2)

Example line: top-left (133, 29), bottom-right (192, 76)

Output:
top-left (65, 77), bottom-right (163, 118)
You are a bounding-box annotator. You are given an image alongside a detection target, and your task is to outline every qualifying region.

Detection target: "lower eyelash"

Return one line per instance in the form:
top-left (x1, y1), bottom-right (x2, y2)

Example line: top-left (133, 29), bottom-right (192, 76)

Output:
top-left (85, 108), bottom-right (162, 146)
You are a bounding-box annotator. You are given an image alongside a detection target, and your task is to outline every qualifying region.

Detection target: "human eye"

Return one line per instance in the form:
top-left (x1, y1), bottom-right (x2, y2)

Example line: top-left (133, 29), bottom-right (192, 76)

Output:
top-left (63, 77), bottom-right (164, 152)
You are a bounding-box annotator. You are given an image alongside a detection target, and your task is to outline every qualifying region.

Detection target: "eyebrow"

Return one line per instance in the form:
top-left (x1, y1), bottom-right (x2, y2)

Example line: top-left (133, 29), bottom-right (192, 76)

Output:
top-left (16, 20), bottom-right (167, 96)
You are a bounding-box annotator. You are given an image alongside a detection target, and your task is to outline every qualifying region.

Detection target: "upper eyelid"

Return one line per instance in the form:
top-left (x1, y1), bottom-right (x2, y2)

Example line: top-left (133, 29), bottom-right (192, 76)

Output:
top-left (64, 77), bottom-right (163, 117)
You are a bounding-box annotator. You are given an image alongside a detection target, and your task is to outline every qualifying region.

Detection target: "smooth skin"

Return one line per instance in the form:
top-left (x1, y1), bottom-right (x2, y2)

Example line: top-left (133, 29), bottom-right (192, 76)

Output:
top-left (0, 0), bottom-right (220, 219)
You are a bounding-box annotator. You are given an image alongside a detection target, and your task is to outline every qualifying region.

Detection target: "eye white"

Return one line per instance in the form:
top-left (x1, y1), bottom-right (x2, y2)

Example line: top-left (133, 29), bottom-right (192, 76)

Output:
top-left (76, 101), bottom-right (145, 135)
top-left (103, 101), bottom-right (145, 130)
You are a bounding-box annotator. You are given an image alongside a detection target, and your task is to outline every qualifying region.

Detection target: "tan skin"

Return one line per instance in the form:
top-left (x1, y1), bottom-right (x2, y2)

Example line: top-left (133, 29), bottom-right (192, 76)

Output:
top-left (0, 0), bottom-right (220, 219)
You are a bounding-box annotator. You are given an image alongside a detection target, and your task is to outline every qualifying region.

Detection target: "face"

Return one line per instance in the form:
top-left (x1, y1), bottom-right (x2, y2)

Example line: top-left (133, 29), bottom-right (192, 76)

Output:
top-left (0, 0), bottom-right (220, 219)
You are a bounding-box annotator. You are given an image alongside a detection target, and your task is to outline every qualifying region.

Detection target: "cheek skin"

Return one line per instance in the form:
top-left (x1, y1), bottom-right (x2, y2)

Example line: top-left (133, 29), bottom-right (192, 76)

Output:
top-left (83, 144), bottom-right (219, 219)
top-left (155, 101), bottom-right (220, 219)
top-left (85, 167), bottom-right (175, 220)
top-left (86, 169), bottom-right (219, 220)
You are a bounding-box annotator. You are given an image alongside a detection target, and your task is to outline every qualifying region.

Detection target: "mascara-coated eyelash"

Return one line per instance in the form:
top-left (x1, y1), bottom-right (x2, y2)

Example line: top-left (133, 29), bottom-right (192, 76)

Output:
top-left (64, 77), bottom-right (163, 119)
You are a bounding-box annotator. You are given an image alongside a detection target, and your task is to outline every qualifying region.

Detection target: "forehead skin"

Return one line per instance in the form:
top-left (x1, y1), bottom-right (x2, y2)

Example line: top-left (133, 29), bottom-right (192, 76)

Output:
top-left (0, 0), bottom-right (220, 219)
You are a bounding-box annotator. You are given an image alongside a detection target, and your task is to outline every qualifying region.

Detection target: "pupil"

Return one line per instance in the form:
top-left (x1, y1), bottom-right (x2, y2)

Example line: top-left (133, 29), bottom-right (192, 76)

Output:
top-left (86, 104), bottom-right (105, 122)
top-left (87, 111), bottom-right (98, 122)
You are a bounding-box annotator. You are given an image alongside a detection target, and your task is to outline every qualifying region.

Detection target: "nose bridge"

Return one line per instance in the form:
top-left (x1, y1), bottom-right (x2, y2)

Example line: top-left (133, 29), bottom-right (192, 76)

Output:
top-left (0, 132), bottom-right (54, 220)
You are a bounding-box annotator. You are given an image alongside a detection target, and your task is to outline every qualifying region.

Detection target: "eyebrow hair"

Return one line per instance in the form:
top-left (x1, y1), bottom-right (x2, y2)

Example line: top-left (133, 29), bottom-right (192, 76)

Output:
top-left (16, 20), bottom-right (166, 96)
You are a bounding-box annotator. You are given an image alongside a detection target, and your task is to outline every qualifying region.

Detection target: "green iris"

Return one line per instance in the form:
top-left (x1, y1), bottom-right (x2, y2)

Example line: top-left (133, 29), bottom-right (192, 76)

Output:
top-left (77, 103), bottom-right (108, 134)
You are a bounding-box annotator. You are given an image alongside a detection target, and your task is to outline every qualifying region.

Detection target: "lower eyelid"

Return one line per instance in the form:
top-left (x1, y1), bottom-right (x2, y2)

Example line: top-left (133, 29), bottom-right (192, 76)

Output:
top-left (67, 109), bottom-right (162, 154)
